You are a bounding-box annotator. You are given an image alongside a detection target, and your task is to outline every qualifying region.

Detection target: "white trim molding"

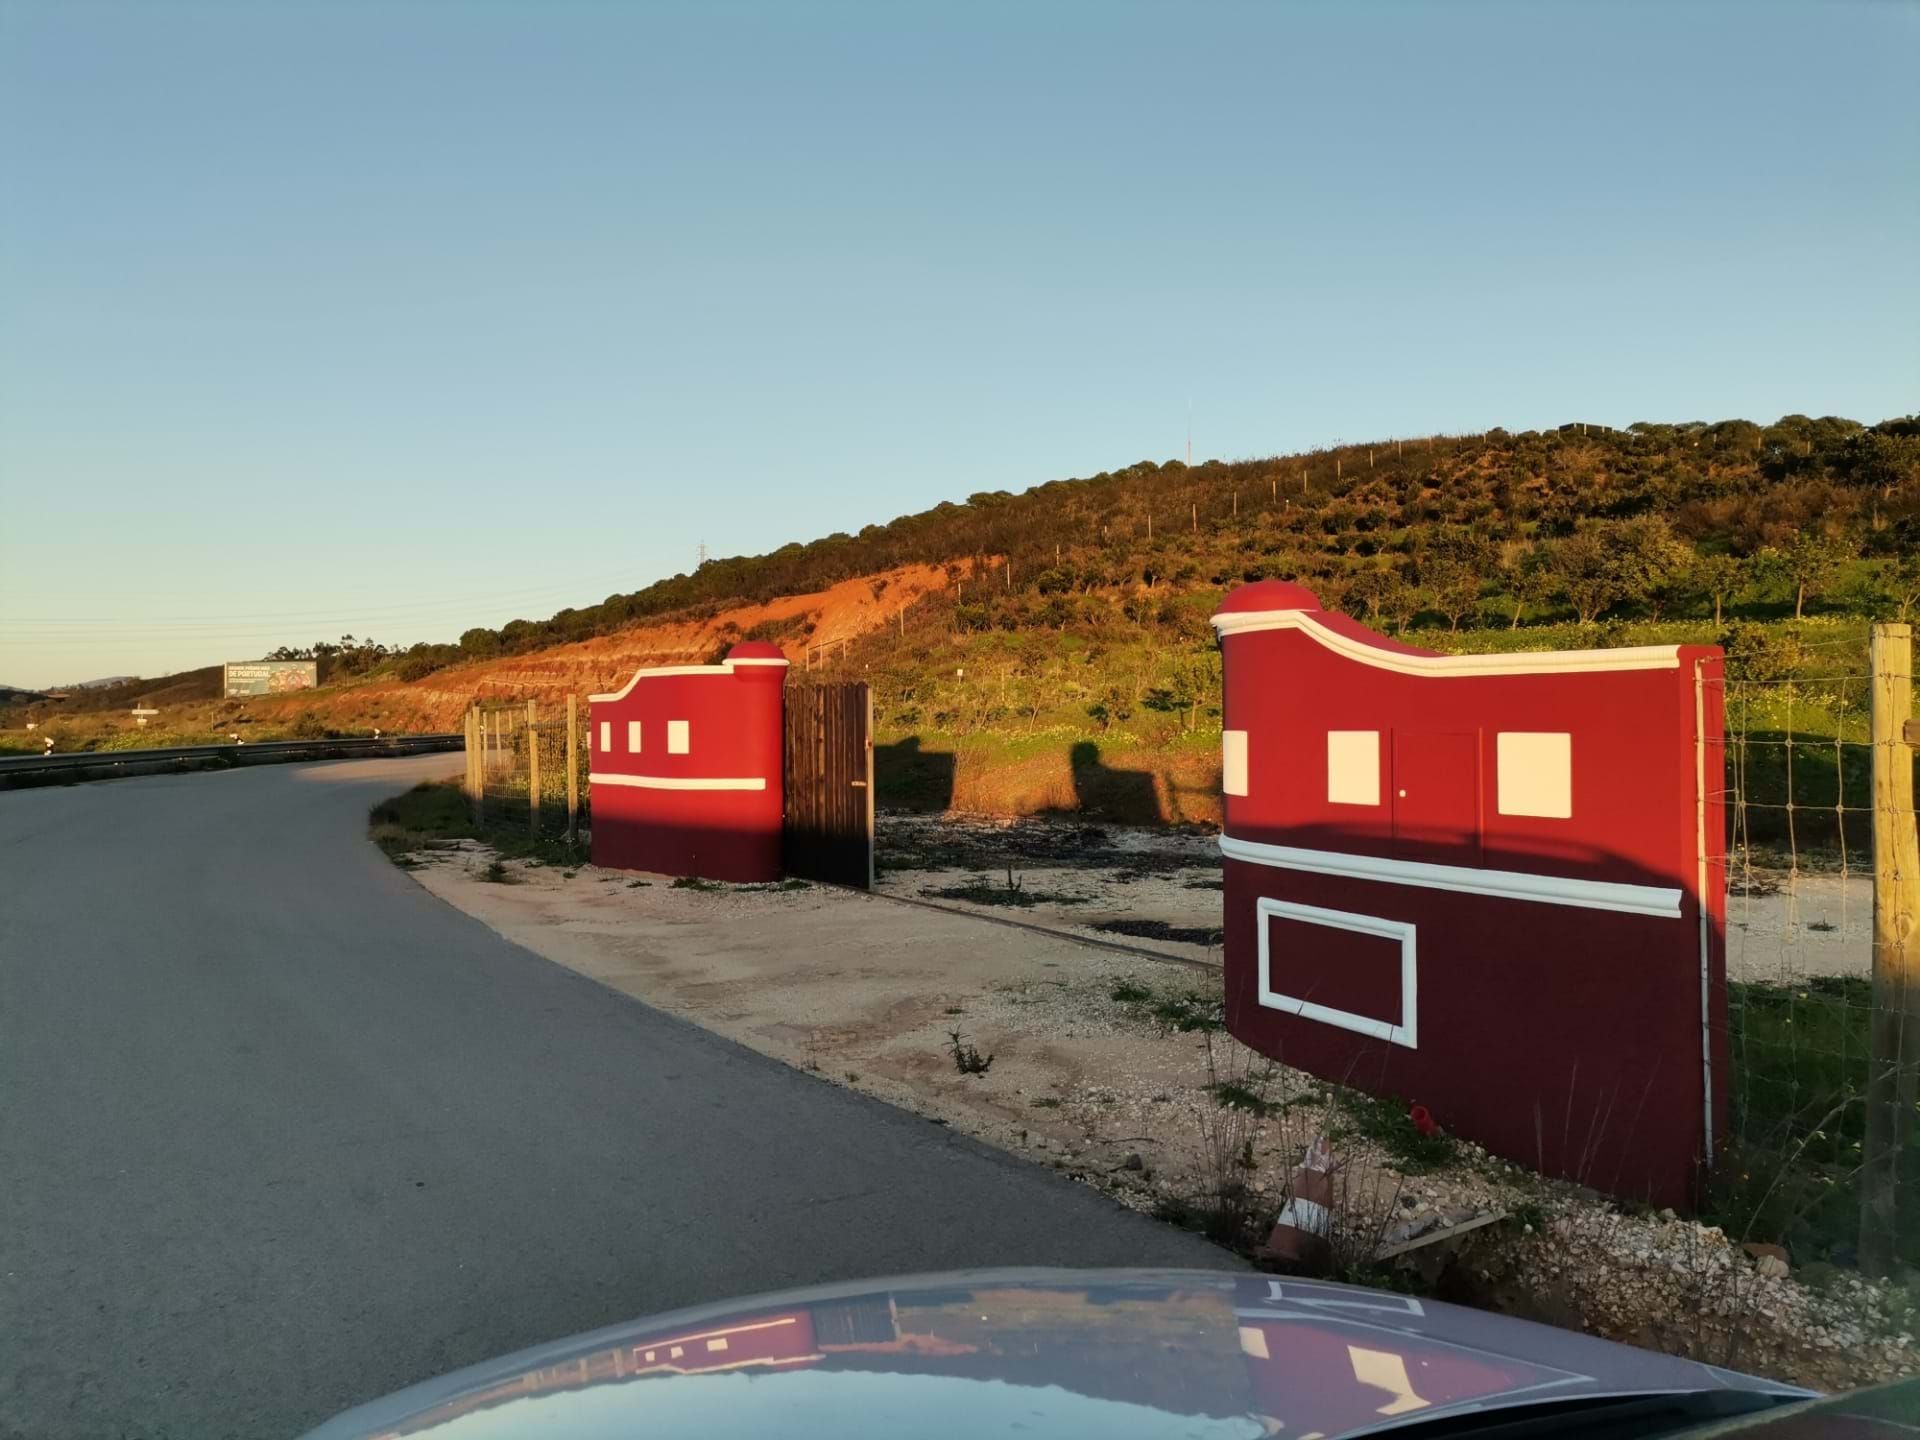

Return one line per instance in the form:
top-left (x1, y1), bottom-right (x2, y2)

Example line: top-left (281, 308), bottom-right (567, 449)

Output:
top-left (1211, 607), bottom-right (1680, 677)
top-left (588, 654), bottom-right (791, 704)
top-left (589, 772), bottom-right (766, 791)
top-left (1257, 897), bottom-right (1417, 1049)
top-left (1220, 834), bottom-right (1682, 919)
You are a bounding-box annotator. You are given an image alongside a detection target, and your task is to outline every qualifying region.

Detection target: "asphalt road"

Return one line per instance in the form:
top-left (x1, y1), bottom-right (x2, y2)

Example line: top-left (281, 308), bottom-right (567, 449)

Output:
top-left (1, 756), bottom-right (1231, 1439)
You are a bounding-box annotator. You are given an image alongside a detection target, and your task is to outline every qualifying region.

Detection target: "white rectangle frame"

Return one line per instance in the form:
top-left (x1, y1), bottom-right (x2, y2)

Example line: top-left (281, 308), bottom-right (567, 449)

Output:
top-left (1256, 896), bottom-right (1417, 1049)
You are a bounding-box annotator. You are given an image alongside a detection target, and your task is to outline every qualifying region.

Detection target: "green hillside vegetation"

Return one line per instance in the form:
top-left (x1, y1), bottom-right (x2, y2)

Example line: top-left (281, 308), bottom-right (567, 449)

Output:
top-left (320, 412), bottom-right (1918, 684)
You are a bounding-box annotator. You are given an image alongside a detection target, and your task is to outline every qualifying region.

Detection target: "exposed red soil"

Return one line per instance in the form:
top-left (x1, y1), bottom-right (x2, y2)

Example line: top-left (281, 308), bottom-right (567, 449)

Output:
top-left (247, 561), bottom-right (972, 733)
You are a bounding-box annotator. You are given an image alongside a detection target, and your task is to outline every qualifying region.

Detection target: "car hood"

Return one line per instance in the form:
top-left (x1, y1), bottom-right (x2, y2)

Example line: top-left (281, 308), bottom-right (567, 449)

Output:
top-left (302, 1267), bottom-right (1809, 1440)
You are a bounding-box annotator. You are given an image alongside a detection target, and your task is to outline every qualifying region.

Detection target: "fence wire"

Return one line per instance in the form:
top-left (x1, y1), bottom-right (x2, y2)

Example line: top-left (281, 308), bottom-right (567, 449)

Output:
top-left (472, 701), bottom-right (589, 841)
top-left (1713, 657), bottom-right (1915, 1274)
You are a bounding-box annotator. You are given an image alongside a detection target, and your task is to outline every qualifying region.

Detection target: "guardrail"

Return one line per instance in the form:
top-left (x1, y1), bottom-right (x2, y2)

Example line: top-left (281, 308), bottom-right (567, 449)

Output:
top-left (0, 734), bottom-right (464, 786)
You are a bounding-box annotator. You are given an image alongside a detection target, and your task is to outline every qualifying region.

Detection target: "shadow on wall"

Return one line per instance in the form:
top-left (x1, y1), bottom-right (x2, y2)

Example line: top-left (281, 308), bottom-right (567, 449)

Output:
top-left (874, 736), bottom-right (958, 812)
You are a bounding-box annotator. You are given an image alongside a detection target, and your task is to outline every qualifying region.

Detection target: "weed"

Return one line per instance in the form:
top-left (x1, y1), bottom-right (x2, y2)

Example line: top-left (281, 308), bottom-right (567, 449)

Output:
top-left (671, 875), bottom-right (725, 892)
top-left (1211, 1080), bottom-right (1282, 1118)
top-left (845, 1071), bottom-right (860, 1083)
top-left (1183, 876), bottom-right (1225, 891)
top-left (1510, 1201), bottom-right (1546, 1233)
top-left (1108, 977), bottom-right (1224, 1033)
top-left (942, 1005), bottom-right (964, 1015)
top-left (1327, 1088), bottom-right (1457, 1174)
top-left (1148, 992), bottom-right (1224, 1033)
top-left (1029, 1096), bottom-right (1063, 1109)
top-left (1181, 1035), bottom-right (1278, 1248)
top-left (561, 869), bottom-right (579, 879)
top-left (627, 879), bottom-right (651, 888)
top-left (947, 1029), bottom-right (994, 1076)
top-left (479, 859), bottom-right (516, 885)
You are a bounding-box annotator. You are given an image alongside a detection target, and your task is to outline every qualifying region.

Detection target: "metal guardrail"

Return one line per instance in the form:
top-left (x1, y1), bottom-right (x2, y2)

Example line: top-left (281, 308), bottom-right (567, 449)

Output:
top-left (0, 734), bottom-right (464, 784)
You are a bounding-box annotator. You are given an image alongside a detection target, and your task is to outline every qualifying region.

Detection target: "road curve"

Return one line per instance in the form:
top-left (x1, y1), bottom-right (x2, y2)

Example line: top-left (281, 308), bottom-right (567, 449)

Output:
top-left (1, 756), bottom-right (1231, 1439)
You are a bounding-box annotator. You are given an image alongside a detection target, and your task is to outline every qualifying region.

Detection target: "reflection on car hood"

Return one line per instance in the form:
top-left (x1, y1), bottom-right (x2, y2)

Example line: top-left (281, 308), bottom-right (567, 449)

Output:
top-left (303, 1268), bottom-right (1810, 1440)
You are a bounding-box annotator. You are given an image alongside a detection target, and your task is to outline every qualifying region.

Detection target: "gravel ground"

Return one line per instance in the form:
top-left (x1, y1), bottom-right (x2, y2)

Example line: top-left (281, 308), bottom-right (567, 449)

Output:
top-left (404, 836), bottom-right (1912, 1393)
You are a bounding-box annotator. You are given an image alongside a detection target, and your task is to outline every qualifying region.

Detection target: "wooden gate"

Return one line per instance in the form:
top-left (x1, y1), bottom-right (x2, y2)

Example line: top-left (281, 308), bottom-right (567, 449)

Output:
top-left (782, 681), bottom-right (874, 888)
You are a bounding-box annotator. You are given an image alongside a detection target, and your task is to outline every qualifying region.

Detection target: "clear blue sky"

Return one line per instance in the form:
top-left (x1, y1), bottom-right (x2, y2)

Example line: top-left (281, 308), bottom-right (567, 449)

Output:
top-left (2, 0), bottom-right (1914, 687)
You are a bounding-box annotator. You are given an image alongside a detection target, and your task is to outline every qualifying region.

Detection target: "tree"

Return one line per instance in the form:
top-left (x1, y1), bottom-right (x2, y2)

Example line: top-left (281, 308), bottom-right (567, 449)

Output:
top-left (1545, 529), bottom-right (1625, 625)
top-left (1500, 544), bottom-right (1557, 629)
top-left (1753, 530), bottom-right (1853, 619)
top-left (1879, 552), bottom-right (1920, 621)
top-left (1686, 552), bottom-right (1746, 627)
top-left (1414, 527), bottom-right (1498, 632)
top-left (1343, 566), bottom-right (1404, 626)
top-left (1607, 516), bottom-right (1694, 616)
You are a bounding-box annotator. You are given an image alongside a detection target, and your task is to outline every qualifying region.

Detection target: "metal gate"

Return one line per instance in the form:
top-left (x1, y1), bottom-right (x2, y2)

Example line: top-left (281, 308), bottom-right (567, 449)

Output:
top-left (782, 681), bottom-right (874, 888)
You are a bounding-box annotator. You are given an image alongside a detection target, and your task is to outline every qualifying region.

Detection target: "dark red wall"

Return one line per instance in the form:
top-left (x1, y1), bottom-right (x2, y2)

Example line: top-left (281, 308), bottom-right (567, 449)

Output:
top-left (1214, 582), bottom-right (1726, 1208)
top-left (588, 644), bottom-right (787, 883)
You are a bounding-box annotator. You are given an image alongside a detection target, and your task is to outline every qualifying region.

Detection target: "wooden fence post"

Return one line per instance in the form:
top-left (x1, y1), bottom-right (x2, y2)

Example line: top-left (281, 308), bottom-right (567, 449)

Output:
top-left (476, 708), bottom-right (488, 826)
top-left (1862, 622), bottom-right (1919, 1277)
top-left (566, 693), bottom-right (579, 849)
top-left (464, 706), bottom-right (479, 821)
top-left (526, 698), bottom-right (541, 839)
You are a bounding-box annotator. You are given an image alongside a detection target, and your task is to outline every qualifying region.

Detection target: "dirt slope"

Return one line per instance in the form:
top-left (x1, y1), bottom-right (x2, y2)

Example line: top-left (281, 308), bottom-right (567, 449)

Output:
top-left (250, 561), bottom-right (969, 733)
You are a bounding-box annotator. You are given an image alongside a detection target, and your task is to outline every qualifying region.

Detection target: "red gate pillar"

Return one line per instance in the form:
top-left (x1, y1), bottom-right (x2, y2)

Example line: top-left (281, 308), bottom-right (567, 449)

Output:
top-left (1213, 581), bottom-right (1725, 1208)
top-left (587, 641), bottom-right (789, 883)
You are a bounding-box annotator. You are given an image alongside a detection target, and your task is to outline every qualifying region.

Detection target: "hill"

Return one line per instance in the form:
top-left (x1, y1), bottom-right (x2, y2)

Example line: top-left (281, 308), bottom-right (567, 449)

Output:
top-left (357, 411), bottom-right (1916, 685)
top-left (12, 412), bottom-right (1916, 814)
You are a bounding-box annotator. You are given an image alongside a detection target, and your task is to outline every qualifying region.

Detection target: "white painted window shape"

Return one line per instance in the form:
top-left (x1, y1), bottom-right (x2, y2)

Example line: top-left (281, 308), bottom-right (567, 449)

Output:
top-left (1497, 732), bottom-right (1572, 818)
top-left (667, 720), bottom-right (690, 754)
top-left (1326, 730), bottom-right (1380, 806)
top-left (1222, 730), bottom-right (1249, 797)
top-left (627, 720), bottom-right (642, 753)
top-left (1255, 896), bottom-right (1417, 1049)
top-left (599, 720), bottom-right (611, 753)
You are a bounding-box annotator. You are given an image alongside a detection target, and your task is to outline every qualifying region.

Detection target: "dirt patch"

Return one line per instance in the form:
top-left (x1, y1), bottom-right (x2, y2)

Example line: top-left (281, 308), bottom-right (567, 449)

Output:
top-left (243, 560), bottom-right (975, 735)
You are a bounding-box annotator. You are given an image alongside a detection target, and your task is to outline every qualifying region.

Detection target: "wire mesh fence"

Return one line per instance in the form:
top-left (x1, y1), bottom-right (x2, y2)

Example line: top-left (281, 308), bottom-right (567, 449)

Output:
top-left (1714, 623), bottom-right (1917, 1276)
top-left (466, 698), bottom-right (590, 843)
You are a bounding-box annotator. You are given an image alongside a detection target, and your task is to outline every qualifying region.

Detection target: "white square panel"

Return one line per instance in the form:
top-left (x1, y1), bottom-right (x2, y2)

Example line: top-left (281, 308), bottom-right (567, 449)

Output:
top-left (1326, 730), bottom-right (1380, 806)
top-left (667, 720), bottom-right (690, 754)
top-left (1497, 731), bottom-right (1572, 818)
top-left (1222, 730), bottom-right (1249, 797)
top-left (598, 720), bottom-right (611, 753)
top-left (627, 720), bottom-right (642, 753)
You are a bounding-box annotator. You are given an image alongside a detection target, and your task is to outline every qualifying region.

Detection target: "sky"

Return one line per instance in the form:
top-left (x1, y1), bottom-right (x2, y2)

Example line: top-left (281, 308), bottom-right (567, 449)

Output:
top-left (1, 1), bottom-right (1914, 687)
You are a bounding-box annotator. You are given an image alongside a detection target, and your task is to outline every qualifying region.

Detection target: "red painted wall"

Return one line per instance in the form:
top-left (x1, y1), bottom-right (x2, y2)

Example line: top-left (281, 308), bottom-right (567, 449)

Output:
top-left (588, 642), bottom-right (787, 883)
top-left (1214, 582), bottom-right (1726, 1208)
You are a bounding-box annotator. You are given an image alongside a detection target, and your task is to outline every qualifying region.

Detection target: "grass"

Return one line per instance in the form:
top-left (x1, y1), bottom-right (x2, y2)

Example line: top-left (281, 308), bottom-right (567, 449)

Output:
top-left (368, 781), bottom-right (584, 867)
top-left (1326, 1087), bottom-right (1459, 1175)
top-left (1108, 978), bottom-right (1224, 1033)
top-left (1209, 1079), bottom-right (1282, 1118)
top-left (1711, 976), bottom-right (1890, 1264)
top-left (671, 876), bottom-right (726, 892)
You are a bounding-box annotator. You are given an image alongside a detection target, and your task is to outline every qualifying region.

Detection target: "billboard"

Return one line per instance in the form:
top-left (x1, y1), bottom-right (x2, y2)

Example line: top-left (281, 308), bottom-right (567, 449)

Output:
top-left (223, 660), bottom-right (319, 698)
